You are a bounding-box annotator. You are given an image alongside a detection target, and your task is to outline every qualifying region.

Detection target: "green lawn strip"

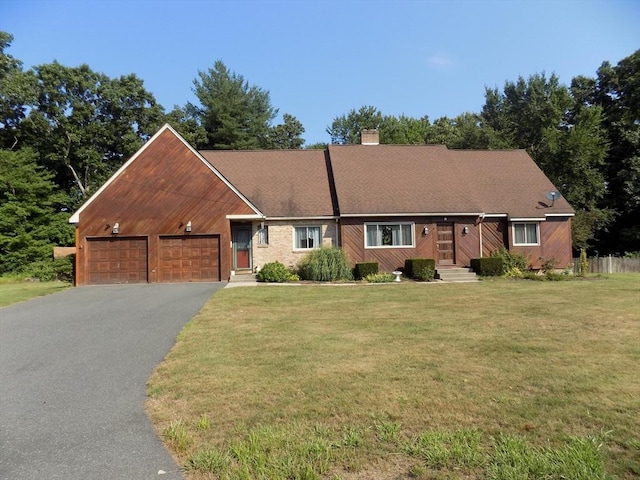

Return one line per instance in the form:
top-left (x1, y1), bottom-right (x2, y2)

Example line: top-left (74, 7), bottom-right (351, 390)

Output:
top-left (146, 275), bottom-right (640, 479)
top-left (0, 280), bottom-right (70, 307)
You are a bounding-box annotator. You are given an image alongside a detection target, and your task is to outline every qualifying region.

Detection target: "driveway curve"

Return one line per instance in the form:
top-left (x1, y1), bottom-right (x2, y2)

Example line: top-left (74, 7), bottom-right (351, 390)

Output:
top-left (0, 282), bottom-right (223, 480)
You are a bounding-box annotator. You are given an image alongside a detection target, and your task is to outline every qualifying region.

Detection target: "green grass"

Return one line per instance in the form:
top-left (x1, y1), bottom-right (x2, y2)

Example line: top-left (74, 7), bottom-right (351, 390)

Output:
top-left (0, 278), bottom-right (70, 307)
top-left (146, 275), bottom-right (640, 479)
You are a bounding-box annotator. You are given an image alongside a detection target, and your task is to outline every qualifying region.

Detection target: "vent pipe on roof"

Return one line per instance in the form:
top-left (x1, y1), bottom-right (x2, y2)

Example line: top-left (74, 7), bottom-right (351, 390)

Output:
top-left (361, 129), bottom-right (379, 145)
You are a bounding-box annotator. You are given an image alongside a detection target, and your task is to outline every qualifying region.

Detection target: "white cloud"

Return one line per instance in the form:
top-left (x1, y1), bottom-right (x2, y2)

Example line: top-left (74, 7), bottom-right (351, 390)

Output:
top-left (426, 54), bottom-right (454, 71)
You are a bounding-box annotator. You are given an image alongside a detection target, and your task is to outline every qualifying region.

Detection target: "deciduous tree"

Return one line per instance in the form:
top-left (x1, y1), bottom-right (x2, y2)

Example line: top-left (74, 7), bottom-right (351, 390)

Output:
top-left (13, 62), bottom-right (164, 205)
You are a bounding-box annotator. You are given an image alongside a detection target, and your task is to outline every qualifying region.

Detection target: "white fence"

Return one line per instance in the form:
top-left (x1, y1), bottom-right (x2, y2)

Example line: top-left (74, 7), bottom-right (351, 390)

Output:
top-left (572, 256), bottom-right (640, 274)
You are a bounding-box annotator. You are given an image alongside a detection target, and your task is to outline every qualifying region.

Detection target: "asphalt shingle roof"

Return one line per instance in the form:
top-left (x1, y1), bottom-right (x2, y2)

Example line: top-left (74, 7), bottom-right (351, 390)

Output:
top-left (200, 149), bottom-right (336, 217)
top-left (327, 145), bottom-right (574, 218)
top-left (200, 144), bottom-right (574, 219)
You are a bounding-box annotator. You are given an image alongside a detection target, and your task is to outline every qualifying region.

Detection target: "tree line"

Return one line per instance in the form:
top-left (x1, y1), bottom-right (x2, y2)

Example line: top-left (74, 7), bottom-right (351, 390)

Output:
top-left (0, 30), bottom-right (638, 276)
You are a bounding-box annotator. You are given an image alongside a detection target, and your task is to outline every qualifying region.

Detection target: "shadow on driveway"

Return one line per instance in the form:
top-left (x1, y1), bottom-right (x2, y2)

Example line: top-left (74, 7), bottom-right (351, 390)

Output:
top-left (0, 282), bottom-right (223, 480)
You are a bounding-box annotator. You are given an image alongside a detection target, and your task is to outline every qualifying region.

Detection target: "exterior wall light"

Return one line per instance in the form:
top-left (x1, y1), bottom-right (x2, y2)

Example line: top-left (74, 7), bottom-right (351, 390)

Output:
top-left (462, 226), bottom-right (469, 234)
top-left (423, 226), bottom-right (429, 235)
top-left (185, 221), bottom-right (192, 232)
top-left (112, 223), bottom-right (119, 234)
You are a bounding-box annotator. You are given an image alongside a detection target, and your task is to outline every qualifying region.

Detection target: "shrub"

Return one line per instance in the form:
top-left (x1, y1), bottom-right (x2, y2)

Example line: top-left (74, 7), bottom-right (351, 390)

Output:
top-left (404, 258), bottom-right (435, 280)
top-left (470, 257), bottom-right (503, 276)
top-left (257, 261), bottom-right (296, 283)
top-left (577, 248), bottom-right (589, 277)
top-left (365, 272), bottom-right (395, 283)
top-left (19, 256), bottom-right (75, 282)
top-left (415, 266), bottom-right (435, 282)
top-left (298, 247), bottom-right (353, 282)
top-left (354, 262), bottom-right (378, 280)
top-left (489, 247), bottom-right (529, 277)
top-left (540, 257), bottom-right (558, 274)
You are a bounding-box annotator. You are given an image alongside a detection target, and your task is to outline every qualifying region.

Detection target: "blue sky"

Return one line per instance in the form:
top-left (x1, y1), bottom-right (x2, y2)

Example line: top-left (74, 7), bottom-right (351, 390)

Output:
top-left (2, 0), bottom-right (639, 145)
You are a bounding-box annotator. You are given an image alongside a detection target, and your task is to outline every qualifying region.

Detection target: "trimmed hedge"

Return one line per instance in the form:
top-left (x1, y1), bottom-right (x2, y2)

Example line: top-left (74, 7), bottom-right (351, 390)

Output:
top-left (404, 258), bottom-right (436, 281)
top-left (470, 257), bottom-right (503, 276)
top-left (354, 262), bottom-right (378, 280)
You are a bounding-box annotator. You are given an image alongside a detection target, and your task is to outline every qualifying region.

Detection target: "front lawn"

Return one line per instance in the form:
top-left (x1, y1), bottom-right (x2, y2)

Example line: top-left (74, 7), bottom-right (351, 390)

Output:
top-left (0, 279), bottom-right (70, 307)
top-left (146, 275), bottom-right (640, 479)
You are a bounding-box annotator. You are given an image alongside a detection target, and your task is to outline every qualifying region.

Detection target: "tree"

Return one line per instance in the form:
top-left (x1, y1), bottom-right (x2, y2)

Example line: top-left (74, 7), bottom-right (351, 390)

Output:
top-left (581, 50), bottom-right (640, 253)
top-left (189, 60), bottom-right (277, 149)
top-left (0, 32), bottom-right (34, 149)
top-left (12, 62), bottom-right (164, 206)
top-left (327, 105), bottom-right (384, 144)
top-left (264, 113), bottom-right (305, 149)
top-left (0, 149), bottom-right (74, 273)
top-left (379, 114), bottom-right (430, 144)
top-left (481, 73), bottom-right (610, 250)
top-left (165, 105), bottom-right (208, 148)
top-left (425, 113), bottom-right (508, 149)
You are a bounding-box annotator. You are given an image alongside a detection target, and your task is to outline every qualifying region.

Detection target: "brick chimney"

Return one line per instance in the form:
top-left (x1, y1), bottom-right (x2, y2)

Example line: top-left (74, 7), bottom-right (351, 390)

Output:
top-left (361, 129), bottom-right (379, 145)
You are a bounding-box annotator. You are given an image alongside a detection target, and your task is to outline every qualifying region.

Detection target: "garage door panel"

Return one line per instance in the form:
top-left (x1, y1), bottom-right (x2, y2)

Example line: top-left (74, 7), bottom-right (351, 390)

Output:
top-left (159, 235), bottom-right (220, 282)
top-left (87, 237), bottom-right (148, 285)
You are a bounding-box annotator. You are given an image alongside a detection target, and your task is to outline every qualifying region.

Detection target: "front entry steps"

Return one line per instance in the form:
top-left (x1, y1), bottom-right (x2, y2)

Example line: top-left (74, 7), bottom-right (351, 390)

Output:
top-left (435, 267), bottom-right (479, 283)
top-left (229, 272), bottom-right (257, 283)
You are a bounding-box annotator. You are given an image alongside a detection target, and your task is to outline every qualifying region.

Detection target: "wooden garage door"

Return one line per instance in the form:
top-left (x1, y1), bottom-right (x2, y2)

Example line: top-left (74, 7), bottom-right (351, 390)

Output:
top-left (87, 237), bottom-right (148, 285)
top-left (159, 235), bottom-right (220, 282)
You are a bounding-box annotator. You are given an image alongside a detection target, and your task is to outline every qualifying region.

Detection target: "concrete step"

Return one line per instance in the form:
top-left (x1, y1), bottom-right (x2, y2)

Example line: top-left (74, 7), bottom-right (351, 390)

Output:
top-left (435, 268), bottom-right (479, 282)
top-left (229, 272), bottom-right (257, 283)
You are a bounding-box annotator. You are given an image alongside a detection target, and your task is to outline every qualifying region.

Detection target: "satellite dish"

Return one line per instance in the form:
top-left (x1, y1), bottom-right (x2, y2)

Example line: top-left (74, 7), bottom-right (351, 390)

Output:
top-left (546, 191), bottom-right (561, 206)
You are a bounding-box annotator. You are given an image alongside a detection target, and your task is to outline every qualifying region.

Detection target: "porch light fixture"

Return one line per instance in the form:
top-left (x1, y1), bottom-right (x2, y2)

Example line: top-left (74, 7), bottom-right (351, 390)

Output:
top-left (423, 226), bottom-right (429, 236)
top-left (462, 226), bottom-right (469, 234)
top-left (185, 221), bottom-right (192, 232)
top-left (112, 223), bottom-right (119, 234)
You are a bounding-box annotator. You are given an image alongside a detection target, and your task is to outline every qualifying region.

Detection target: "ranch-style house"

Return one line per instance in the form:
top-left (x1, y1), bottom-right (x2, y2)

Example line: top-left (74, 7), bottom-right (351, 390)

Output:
top-left (69, 125), bottom-right (574, 284)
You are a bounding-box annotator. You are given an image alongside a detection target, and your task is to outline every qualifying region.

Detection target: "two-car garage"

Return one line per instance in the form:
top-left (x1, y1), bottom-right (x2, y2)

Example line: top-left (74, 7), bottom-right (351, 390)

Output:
top-left (86, 235), bottom-right (220, 285)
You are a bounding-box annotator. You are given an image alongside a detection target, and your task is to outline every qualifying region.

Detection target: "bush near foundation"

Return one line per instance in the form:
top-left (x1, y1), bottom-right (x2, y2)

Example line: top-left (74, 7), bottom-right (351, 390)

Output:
top-left (470, 257), bottom-right (503, 276)
top-left (404, 258), bottom-right (435, 281)
top-left (354, 262), bottom-right (378, 280)
top-left (257, 262), bottom-right (296, 283)
top-left (298, 247), bottom-right (353, 282)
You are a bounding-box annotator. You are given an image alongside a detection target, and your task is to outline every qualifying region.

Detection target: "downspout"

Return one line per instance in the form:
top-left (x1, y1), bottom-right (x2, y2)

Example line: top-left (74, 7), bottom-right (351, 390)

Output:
top-left (478, 213), bottom-right (485, 258)
top-left (335, 218), bottom-right (340, 247)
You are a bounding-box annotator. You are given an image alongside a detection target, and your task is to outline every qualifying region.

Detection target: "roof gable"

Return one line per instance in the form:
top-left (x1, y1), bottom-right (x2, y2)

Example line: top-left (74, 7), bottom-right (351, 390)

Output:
top-left (69, 124), bottom-right (261, 224)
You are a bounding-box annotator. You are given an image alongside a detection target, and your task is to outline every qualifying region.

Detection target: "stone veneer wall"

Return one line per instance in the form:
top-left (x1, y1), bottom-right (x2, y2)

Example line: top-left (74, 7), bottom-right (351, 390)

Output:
top-left (252, 220), bottom-right (338, 271)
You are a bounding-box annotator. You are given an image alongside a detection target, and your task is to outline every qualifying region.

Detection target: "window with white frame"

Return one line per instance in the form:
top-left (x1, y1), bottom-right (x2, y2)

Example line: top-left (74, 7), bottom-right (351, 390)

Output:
top-left (257, 227), bottom-right (268, 245)
top-left (365, 223), bottom-right (414, 248)
top-left (513, 222), bottom-right (539, 245)
top-left (294, 226), bottom-right (321, 249)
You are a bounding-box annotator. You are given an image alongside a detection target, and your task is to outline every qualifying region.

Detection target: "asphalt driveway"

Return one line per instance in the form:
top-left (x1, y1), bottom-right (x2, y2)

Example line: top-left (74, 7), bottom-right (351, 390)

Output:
top-left (0, 282), bottom-right (223, 480)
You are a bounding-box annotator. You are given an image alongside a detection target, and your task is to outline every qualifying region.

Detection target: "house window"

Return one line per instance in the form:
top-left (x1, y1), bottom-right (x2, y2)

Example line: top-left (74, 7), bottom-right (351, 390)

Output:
top-left (257, 227), bottom-right (268, 245)
top-left (294, 226), bottom-right (321, 249)
top-left (513, 223), bottom-right (539, 246)
top-left (365, 223), bottom-right (414, 248)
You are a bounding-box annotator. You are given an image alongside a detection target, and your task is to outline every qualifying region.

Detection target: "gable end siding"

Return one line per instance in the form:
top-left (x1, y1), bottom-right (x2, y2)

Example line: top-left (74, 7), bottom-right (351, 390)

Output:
top-left (75, 129), bottom-right (255, 284)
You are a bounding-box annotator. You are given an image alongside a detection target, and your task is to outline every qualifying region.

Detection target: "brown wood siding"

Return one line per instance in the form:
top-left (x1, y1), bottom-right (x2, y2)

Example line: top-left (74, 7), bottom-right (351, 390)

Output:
top-left (509, 217), bottom-right (573, 269)
top-left (481, 219), bottom-right (508, 257)
top-left (341, 216), bottom-right (481, 272)
top-left (75, 129), bottom-right (255, 285)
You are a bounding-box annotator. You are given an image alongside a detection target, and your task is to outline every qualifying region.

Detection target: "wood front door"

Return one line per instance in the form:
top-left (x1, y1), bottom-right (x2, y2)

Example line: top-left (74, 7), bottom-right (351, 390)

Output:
top-left (436, 223), bottom-right (455, 265)
top-left (232, 226), bottom-right (252, 270)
